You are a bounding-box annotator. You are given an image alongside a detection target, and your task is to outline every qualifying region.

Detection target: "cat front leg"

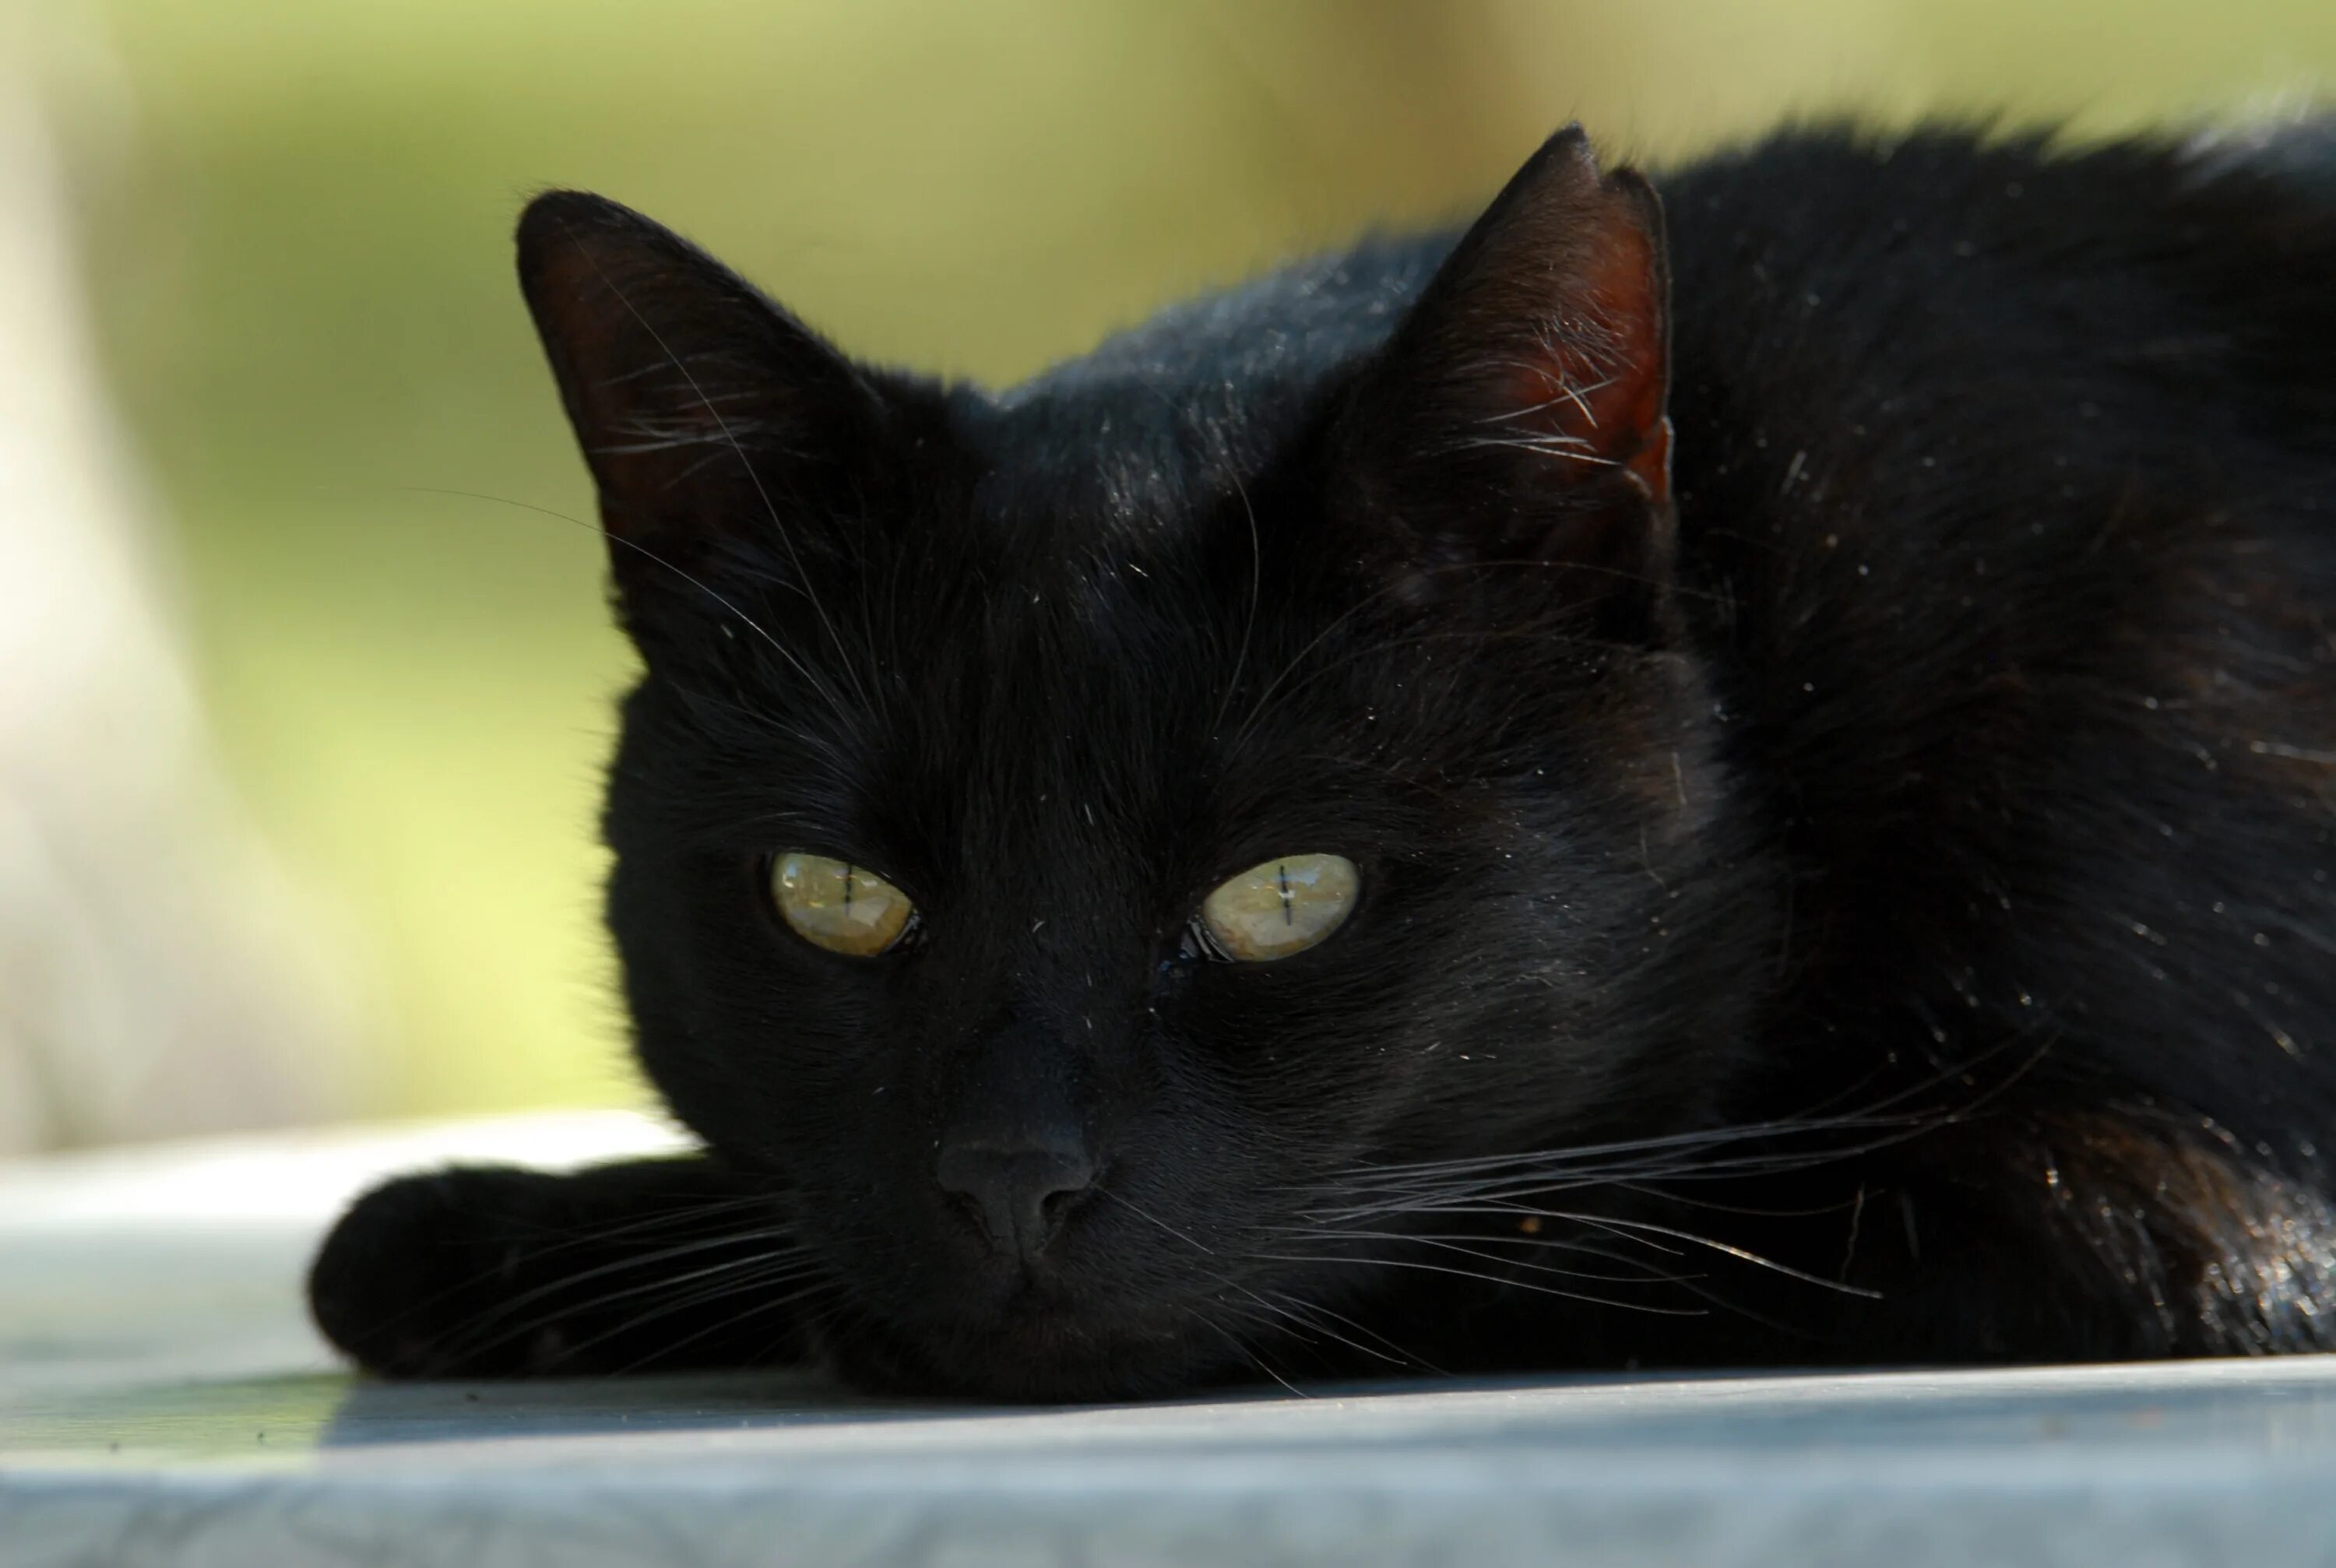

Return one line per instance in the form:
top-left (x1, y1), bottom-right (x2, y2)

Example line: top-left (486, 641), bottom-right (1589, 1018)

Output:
top-left (308, 1157), bottom-right (817, 1378)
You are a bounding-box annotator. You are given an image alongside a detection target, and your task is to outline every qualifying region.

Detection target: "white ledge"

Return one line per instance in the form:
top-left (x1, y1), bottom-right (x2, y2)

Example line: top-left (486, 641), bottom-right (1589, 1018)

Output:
top-left (4, 1116), bottom-right (2331, 1566)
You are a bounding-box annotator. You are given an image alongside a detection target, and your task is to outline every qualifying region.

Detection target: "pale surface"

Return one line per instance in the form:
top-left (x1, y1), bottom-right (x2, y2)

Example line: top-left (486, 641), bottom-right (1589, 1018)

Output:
top-left (5, 1116), bottom-right (2335, 1566)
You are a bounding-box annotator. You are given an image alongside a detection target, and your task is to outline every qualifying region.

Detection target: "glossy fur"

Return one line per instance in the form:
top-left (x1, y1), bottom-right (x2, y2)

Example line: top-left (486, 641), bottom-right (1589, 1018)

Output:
top-left (311, 122), bottom-right (2336, 1398)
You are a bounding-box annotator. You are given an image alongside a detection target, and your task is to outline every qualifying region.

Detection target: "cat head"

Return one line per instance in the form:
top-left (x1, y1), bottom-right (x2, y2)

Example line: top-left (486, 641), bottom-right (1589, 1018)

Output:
top-left (519, 127), bottom-right (1769, 1397)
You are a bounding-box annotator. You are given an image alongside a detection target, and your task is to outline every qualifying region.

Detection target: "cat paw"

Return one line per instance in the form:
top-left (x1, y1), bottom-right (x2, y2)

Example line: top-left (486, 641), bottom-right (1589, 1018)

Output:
top-left (307, 1165), bottom-right (569, 1379)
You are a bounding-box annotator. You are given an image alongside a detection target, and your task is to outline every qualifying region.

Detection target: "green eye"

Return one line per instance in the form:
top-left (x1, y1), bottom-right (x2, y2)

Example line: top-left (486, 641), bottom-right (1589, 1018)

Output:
top-left (1198, 853), bottom-right (1360, 962)
top-left (772, 853), bottom-right (914, 958)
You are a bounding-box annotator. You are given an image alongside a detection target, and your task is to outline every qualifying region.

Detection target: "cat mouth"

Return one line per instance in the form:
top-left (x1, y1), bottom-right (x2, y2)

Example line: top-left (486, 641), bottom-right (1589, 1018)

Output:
top-left (852, 1314), bottom-right (1234, 1402)
top-left (829, 1276), bottom-right (1241, 1401)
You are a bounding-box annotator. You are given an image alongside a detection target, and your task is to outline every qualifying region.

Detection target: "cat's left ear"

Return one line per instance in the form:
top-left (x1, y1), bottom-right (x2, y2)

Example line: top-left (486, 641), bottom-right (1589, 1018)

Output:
top-left (515, 191), bottom-right (899, 638)
top-left (1338, 127), bottom-right (1673, 628)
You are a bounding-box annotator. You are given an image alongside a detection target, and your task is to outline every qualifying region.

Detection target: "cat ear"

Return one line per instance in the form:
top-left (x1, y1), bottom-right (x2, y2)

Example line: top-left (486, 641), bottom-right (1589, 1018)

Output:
top-left (515, 191), bottom-right (887, 608)
top-left (1340, 127), bottom-right (1673, 624)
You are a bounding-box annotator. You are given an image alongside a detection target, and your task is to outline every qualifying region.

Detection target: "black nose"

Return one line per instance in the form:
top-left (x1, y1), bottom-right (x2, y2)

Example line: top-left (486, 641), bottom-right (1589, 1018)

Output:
top-left (936, 1137), bottom-right (1097, 1260)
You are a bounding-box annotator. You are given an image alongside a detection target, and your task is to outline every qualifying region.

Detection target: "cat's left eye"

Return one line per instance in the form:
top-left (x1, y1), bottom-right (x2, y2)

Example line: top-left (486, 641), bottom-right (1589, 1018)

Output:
top-left (771, 852), bottom-right (915, 958)
top-left (1196, 853), bottom-right (1360, 962)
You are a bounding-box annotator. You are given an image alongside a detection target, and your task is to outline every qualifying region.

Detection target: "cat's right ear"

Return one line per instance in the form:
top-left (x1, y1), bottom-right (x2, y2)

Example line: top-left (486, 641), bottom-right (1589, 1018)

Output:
top-left (1333, 128), bottom-right (1675, 638)
top-left (515, 192), bottom-right (888, 622)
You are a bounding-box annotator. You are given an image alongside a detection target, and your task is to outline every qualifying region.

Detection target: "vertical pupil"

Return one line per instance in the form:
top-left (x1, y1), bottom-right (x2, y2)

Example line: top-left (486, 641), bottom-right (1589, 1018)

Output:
top-left (842, 863), bottom-right (856, 915)
top-left (1278, 862), bottom-right (1293, 926)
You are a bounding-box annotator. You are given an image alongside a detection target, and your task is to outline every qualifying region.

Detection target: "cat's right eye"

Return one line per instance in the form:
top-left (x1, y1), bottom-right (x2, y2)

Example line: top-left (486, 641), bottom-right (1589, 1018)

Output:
top-left (1196, 853), bottom-right (1360, 962)
top-left (771, 852), bottom-right (915, 958)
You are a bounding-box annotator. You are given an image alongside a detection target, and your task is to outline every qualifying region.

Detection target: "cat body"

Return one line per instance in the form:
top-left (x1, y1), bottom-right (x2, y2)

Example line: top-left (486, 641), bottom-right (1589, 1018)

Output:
top-left (312, 122), bottom-right (2336, 1398)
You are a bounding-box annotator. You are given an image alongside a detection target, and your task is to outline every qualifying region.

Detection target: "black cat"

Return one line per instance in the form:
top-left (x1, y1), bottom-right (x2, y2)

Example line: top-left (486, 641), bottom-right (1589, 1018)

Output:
top-left (311, 121), bottom-right (2336, 1399)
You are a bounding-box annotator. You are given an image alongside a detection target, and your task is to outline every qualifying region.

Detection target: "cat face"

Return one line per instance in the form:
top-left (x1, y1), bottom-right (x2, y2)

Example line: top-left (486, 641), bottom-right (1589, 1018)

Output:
top-left (522, 130), bottom-right (1772, 1397)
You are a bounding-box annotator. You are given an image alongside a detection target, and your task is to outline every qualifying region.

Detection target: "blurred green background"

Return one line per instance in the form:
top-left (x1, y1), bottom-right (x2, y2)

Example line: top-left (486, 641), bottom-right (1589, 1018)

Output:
top-left (41, 0), bottom-right (2336, 1119)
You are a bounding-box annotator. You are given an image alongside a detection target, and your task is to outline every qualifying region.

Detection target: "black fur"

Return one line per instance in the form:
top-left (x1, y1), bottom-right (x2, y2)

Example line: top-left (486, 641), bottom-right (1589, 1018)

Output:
top-left (311, 121), bottom-right (2336, 1399)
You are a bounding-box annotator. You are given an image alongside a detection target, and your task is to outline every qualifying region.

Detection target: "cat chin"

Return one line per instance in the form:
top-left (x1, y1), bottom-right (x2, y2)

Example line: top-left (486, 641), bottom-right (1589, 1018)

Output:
top-left (811, 1276), bottom-right (1254, 1401)
top-left (815, 1308), bottom-right (1247, 1403)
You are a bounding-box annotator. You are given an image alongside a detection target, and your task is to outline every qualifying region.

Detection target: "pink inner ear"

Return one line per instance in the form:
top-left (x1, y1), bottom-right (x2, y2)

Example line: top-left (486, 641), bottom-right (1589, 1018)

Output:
top-left (1484, 204), bottom-right (1673, 508)
top-left (528, 241), bottom-right (751, 534)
